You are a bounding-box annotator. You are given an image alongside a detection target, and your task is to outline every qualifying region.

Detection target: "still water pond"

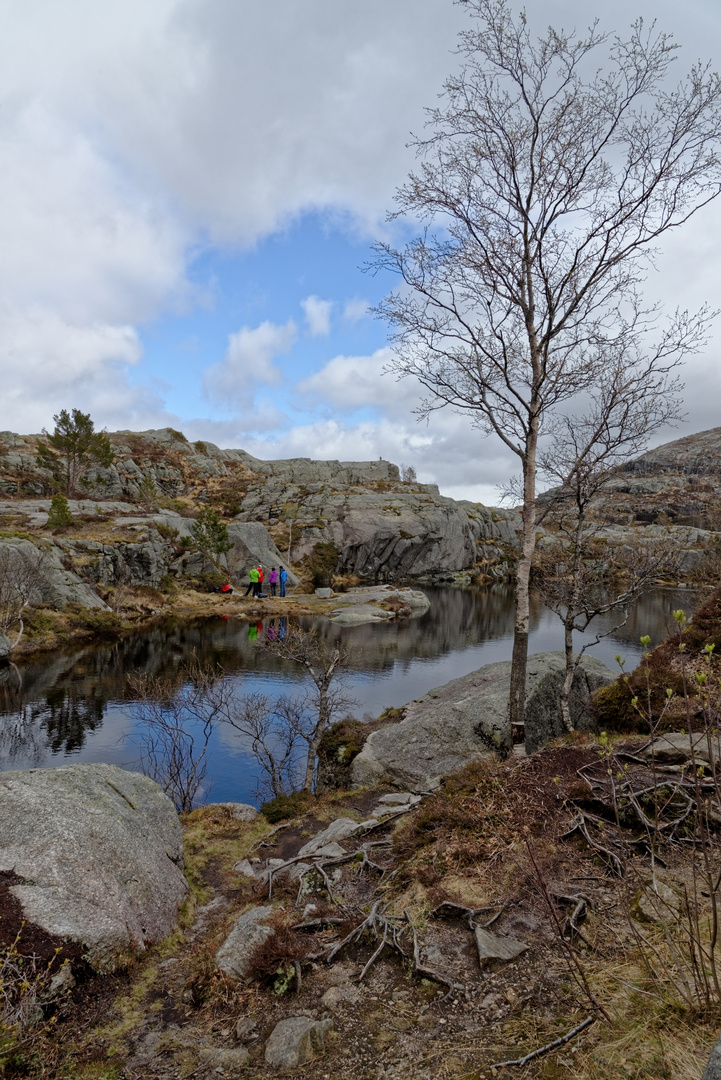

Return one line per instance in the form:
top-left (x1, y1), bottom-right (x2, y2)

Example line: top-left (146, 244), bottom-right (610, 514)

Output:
top-left (0, 585), bottom-right (704, 804)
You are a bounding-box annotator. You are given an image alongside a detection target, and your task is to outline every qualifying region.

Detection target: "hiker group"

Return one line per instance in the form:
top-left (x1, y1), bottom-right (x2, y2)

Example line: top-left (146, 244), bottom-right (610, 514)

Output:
top-left (244, 564), bottom-right (287, 598)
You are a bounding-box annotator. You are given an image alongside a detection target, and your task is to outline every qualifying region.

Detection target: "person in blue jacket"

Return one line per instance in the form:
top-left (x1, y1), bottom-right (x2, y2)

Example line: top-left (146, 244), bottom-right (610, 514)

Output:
top-left (279, 566), bottom-right (288, 597)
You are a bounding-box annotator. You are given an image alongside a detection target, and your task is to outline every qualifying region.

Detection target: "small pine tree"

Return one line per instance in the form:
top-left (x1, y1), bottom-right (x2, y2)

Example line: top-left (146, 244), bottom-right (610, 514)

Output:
top-left (47, 493), bottom-right (72, 528)
top-left (136, 475), bottom-right (160, 513)
top-left (36, 409), bottom-right (113, 496)
top-left (191, 507), bottom-right (232, 570)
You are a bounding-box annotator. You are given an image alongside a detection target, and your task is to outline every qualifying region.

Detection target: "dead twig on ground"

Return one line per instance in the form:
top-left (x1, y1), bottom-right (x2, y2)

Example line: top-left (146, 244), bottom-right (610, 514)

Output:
top-left (490, 1015), bottom-right (596, 1068)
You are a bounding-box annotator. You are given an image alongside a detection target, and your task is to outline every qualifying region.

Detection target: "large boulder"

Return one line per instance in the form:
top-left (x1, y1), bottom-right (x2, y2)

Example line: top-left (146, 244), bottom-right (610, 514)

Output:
top-left (351, 652), bottom-right (615, 788)
top-left (0, 764), bottom-right (187, 971)
top-left (0, 537), bottom-right (107, 610)
top-left (224, 522), bottom-right (299, 586)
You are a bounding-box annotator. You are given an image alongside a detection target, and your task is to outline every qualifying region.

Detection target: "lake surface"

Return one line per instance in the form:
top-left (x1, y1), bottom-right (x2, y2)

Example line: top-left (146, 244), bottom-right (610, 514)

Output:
top-left (0, 585), bottom-right (704, 805)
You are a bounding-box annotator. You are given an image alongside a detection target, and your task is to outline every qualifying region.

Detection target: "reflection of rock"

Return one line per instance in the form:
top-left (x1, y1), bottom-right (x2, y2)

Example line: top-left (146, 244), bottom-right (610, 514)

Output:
top-left (351, 652), bottom-right (615, 788)
top-left (0, 764), bottom-right (187, 971)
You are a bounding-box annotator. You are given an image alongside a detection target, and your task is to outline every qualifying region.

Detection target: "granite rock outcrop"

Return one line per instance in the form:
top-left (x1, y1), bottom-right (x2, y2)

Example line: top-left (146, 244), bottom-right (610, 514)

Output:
top-left (0, 763), bottom-right (188, 971)
top-left (351, 651), bottom-right (615, 788)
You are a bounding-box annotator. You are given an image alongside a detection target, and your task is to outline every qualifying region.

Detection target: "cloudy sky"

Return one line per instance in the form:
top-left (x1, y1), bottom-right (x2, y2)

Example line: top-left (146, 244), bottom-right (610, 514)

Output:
top-left (1, 0), bottom-right (720, 503)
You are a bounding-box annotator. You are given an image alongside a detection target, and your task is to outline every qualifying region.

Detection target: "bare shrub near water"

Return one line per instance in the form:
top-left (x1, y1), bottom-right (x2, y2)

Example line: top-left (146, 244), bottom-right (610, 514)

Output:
top-left (129, 661), bottom-right (229, 812)
top-left (129, 628), bottom-right (352, 807)
top-left (0, 544), bottom-right (48, 650)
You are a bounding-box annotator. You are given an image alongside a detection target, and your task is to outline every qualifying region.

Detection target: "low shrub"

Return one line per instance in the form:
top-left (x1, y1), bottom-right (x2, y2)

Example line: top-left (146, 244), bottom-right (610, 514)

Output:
top-left (68, 608), bottom-right (123, 637)
top-left (260, 791), bottom-right (308, 823)
top-left (158, 573), bottom-right (177, 595)
top-left (302, 541), bottom-right (339, 589)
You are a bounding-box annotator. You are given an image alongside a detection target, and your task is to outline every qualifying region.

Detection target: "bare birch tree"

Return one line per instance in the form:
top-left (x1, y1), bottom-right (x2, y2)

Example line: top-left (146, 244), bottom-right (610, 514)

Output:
top-left (533, 355), bottom-right (683, 729)
top-left (375, 0), bottom-right (721, 729)
top-left (0, 544), bottom-right (48, 651)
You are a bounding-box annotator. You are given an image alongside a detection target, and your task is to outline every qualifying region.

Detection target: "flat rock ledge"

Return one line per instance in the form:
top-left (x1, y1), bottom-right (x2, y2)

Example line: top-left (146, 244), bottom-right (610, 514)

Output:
top-left (0, 764), bottom-right (188, 971)
top-left (351, 651), bottom-right (615, 789)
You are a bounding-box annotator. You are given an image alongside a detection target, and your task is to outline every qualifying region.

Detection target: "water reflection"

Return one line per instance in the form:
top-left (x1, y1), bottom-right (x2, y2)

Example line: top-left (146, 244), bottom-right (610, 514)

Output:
top-left (0, 585), bottom-right (706, 801)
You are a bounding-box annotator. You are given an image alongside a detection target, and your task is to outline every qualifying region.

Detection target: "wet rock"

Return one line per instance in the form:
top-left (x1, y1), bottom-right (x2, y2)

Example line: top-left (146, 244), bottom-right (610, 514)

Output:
top-left (474, 927), bottom-right (528, 967)
top-left (216, 905), bottom-right (275, 983)
top-left (264, 1016), bottom-right (333, 1068)
top-left (0, 764), bottom-right (187, 971)
top-left (297, 818), bottom-right (362, 857)
top-left (0, 633), bottom-right (12, 658)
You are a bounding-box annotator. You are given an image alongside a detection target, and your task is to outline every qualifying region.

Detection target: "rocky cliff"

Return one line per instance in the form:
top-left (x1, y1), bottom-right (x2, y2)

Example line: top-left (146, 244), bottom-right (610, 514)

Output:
top-left (0, 428), bottom-right (521, 588)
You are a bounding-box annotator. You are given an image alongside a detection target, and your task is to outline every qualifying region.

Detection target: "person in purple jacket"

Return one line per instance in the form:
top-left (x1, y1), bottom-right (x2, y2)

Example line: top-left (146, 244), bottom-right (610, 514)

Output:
top-left (268, 566), bottom-right (278, 596)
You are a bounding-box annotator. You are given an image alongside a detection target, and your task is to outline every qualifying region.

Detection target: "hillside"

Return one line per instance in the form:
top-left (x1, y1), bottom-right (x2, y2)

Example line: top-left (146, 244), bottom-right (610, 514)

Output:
top-left (0, 427), bottom-right (520, 588)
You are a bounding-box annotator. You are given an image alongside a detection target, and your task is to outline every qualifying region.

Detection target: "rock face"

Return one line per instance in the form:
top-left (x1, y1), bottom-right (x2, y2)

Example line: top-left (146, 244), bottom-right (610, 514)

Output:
top-left (0, 429), bottom-right (521, 584)
top-left (224, 521), bottom-right (298, 586)
top-left (238, 478), bottom-right (520, 582)
top-left (0, 764), bottom-right (187, 971)
top-left (351, 652), bottom-right (615, 788)
top-left (0, 537), bottom-right (108, 611)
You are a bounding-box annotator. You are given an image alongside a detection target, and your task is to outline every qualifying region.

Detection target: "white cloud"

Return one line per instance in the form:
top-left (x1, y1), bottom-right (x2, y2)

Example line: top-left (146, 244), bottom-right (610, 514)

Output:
top-left (203, 320), bottom-right (297, 408)
top-left (300, 296), bottom-right (333, 337)
top-left (343, 298), bottom-right (371, 323)
top-left (299, 347), bottom-right (416, 410)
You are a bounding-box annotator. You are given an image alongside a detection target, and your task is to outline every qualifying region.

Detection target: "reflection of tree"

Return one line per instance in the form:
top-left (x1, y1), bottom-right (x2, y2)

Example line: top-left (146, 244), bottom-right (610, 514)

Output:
top-left (37, 686), bottom-right (106, 754)
top-left (0, 587), bottom-right (708, 772)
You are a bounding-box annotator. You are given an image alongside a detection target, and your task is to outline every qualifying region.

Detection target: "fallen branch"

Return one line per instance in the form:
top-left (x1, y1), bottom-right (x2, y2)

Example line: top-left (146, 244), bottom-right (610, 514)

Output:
top-left (490, 1015), bottom-right (596, 1069)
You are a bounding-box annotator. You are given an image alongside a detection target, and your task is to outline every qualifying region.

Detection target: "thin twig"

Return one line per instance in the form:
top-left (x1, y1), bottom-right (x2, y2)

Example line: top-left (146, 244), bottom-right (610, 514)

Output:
top-left (490, 1015), bottom-right (595, 1068)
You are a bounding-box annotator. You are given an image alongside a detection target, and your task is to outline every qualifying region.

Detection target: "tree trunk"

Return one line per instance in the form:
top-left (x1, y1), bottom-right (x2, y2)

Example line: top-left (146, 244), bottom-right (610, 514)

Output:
top-left (560, 617), bottom-right (575, 733)
top-left (509, 420), bottom-right (539, 736)
top-left (302, 681), bottom-right (330, 791)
